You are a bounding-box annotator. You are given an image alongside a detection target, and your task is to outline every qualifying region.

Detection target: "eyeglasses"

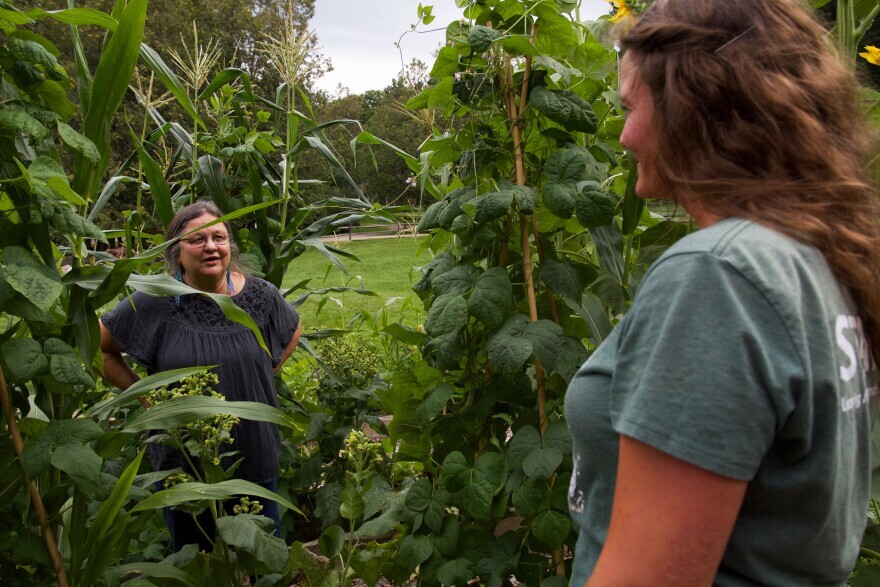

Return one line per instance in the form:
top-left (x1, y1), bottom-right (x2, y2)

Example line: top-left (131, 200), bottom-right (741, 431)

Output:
top-left (181, 234), bottom-right (229, 247)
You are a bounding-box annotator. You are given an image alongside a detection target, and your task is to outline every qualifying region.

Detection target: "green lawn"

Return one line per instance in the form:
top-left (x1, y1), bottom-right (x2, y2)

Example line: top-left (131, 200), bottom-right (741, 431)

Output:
top-left (282, 236), bottom-right (432, 331)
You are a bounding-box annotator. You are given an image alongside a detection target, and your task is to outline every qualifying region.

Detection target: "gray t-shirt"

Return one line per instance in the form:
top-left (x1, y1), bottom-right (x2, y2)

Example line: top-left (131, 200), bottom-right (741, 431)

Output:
top-left (566, 218), bottom-right (877, 586)
top-left (102, 276), bottom-right (299, 482)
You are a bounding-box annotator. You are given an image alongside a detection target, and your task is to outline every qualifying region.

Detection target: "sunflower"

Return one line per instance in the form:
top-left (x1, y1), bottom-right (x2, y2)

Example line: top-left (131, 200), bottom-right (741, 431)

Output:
top-left (609, 0), bottom-right (632, 24)
top-left (860, 45), bottom-right (880, 66)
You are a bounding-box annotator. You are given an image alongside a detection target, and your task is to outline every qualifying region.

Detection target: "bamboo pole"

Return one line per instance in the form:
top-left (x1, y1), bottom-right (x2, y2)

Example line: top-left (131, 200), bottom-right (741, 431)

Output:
top-left (519, 21), bottom-right (566, 576)
top-left (0, 366), bottom-right (69, 587)
top-left (504, 52), bottom-right (549, 435)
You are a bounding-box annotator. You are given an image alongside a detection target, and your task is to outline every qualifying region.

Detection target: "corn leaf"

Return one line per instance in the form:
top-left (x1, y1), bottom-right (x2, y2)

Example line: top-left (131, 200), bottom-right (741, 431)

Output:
top-left (73, 0), bottom-right (147, 202)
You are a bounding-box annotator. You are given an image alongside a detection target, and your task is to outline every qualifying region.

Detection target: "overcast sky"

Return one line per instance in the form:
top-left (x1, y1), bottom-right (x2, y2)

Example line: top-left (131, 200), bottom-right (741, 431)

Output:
top-left (311, 0), bottom-right (611, 95)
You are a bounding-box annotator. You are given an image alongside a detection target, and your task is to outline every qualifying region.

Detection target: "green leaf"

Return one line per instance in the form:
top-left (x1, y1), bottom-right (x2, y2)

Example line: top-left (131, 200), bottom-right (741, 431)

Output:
top-left (620, 160), bottom-right (643, 237)
top-left (382, 323), bottom-right (427, 346)
top-left (467, 267), bottom-right (512, 330)
top-left (497, 34), bottom-right (539, 56)
top-left (853, 562), bottom-right (880, 587)
top-left (82, 451), bottom-right (145, 567)
top-left (486, 315), bottom-right (532, 376)
top-left (522, 446), bottom-right (563, 481)
top-left (9, 36), bottom-right (60, 74)
top-left (524, 319), bottom-right (565, 371)
top-left (530, 86), bottom-right (598, 133)
top-left (461, 470), bottom-right (494, 521)
top-left (405, 477), bottom-right (433, 512)
top-left (91, 366), bottom-right (212, 417)
top-left (539, 259), bottom-right (581, 301)
top-left (132, 480), bottom-right (301, 515)
top-left (140, 44), bottom-right (203, 128)
top-left (465, 190), bottom-right (514, 224)
top-left (351, 543), bottom-right (393, 586)
top-left (51, 444), bottom-right (102, 497)
top-left (357, 482), bottom-right (406, 538)
top-left (131, 132), bottom-right (173, 229)
top-left (44, 337), bottom-right (94, 387)
top-left (340, 483), bottom-right (365, 520)
top-left (424, 500), bottom-right (445, 533)
top-left (199, 154), bottom-right (231, 214)
top-left (301, 135), bottom-right (367, 201)
top-left (512, 478), bottom-right (550, 517)
top-left (428, 76), bottom-right (454, 110)
top-left (591, 223), bottom-right (626, 286)
top-left (1, 7), bottom-right (34, 25)
top-left (1, 338), bottom-right (48, 383)
top-left (46, 177), bottom-right (86, 206)
top-left (0, 109), bottom-right (49, 141)
top-left (425, 293), bottom-right (468, 337)
top-left (429, 46), bottom-right (460, 78)
top-left (318, 525), bottom-right (345, 558)
top-left (2, 246), bottom-right (62, 312)
top-left (441, 451), bottom-right (469, 492)
top-left (543, 421), bottom-right (573, 456)
top-left (416, 383), bottom-right (455, 424)
top-left (57, 121), bottom-right (99, 164)
top-left (432, 265), bottom-right (481, 296)
top-left (508, 425), bottom-right (541, 469)
top-left (530, 509), bottom-right (571, 547)
top-left (534, 4), bottom-right (578, 58)
top-left (286, 542), bottom-right (335, 587)
top-left (510, 184), bottom-right (537, 214)
top-left (26, 7), bottom-right (118, 30)
top-left (398, 534), bottom-right (432, 571)
top-left (436, 557), bottom-right (473, 586)
top-left (541, 182), bottom-right (577, 219)
top-left (74, 0), bottom-right (147, 200)
top-left (217, 514), bottom-right (289, 573)
top-left (546, 148), bottom-right (588, 183)
top-left (123, 395), bottom-right (294, 433)
top-left (432, 515), bottom-right (460, 557)
top-left (197, 68), bottom-right (253, 102)
top-left (564, 292), bottom-right (613, 346)
top-left (474, 452), bottom-right (509, 495)
top-left (405, 86), bottom-right (431, 110)
top-left (20, 418), bottom-right (103, 478)
top-left (576, 182), bottom-right (615, 228)
top-left (362, 479), bottom-right (395, 521)
top-left (114, 562), bottom-right (200, 587)
top-left (468, 25), bottom-right (501, 53)
top-left (88, 175), bottom-right (141, 221)
top-left (46, 204), bottom-right (107, 242)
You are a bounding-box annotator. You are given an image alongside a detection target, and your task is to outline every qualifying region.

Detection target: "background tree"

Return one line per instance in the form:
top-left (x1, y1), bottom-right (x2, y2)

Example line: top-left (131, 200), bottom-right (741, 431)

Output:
top-left (299, 59), bottom-right (435, 211)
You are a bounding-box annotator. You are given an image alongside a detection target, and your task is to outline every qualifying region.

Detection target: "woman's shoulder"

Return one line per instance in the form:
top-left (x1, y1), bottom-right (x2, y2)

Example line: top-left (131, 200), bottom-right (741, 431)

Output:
top-left (653, 218), bottom-right (830, 285)
top-left (241, 276), bottom-right (280, 298)
top-left (108, 289), bottom-right (169, 314)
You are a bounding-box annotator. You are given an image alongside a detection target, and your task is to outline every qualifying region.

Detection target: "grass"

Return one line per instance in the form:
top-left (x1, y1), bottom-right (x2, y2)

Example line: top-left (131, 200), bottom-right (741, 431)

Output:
top-left (281, 236), bottom-right (433, 332)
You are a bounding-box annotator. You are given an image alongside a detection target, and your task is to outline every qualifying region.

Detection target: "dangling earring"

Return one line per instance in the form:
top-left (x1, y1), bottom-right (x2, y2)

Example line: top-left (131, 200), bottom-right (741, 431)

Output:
top-left (174, 266), bottom-right (184, 304)
top-left (226, 267), bottom-right (234, 295)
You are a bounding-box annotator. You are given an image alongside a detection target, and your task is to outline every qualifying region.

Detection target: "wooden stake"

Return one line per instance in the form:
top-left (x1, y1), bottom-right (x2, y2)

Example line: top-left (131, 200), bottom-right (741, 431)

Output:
top-left (0, 366), bottom-right (69, 587)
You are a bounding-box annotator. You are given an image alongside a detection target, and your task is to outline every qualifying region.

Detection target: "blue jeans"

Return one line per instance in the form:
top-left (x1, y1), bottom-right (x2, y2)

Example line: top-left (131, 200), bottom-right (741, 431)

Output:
top-left (162, 478), bottom-right (281, 552)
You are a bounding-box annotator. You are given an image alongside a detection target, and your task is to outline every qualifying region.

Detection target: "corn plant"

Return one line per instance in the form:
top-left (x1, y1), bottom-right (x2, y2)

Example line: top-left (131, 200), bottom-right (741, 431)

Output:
top-left (0, 3), bottom-right (300, 585)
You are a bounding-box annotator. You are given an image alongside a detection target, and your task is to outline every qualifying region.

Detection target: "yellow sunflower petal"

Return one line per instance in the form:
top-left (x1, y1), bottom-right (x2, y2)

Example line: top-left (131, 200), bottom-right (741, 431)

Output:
top-left (860, 45), bottom-right (880, 66)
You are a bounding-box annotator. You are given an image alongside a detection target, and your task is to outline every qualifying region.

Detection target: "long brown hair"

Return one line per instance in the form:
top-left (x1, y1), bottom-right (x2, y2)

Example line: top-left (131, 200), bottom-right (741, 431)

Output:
top-left (620, 0), bottom-right (880, 364)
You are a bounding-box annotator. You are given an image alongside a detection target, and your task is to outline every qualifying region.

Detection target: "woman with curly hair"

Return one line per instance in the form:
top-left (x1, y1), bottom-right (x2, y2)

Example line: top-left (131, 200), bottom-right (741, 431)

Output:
top-left (565, 0), bottom-right (880, 584)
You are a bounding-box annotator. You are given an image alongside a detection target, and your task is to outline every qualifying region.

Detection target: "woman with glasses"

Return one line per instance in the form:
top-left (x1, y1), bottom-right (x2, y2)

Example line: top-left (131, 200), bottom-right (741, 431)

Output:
top-left (565, 0), bottom-right (880, 584)
top-left (100, 201), bottom-right (301, 552)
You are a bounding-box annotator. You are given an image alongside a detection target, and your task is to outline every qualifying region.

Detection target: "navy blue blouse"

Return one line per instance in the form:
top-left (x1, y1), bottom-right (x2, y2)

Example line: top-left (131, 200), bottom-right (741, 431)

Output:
top-left (102, 276), bottom-right (299, 482)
